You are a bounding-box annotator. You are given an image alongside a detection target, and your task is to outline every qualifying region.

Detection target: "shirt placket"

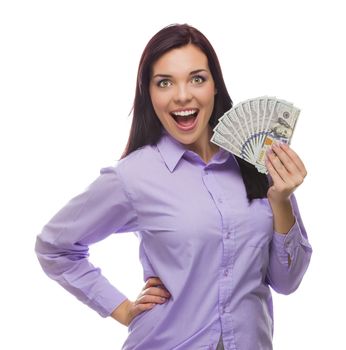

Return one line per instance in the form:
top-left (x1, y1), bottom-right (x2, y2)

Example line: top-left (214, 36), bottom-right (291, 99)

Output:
top-left (202, 167), bottom-right (238, 350)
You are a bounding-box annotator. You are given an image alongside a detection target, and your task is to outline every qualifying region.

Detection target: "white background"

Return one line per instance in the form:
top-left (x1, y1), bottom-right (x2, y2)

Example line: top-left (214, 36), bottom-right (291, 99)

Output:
top-left (1, 0), bottom-right (345, 349)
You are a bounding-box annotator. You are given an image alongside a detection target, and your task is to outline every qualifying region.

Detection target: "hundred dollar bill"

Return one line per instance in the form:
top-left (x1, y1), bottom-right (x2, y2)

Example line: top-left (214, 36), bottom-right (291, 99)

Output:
top-left (255, 100), bottom-right (300, 169)
top-left (216, 113), bottom-right (255, 163)
top-left (233, 104), bottom-right (257, 158)
top-left (210, 131), bottom-right (243, 159)
top-left (238, 100), bottom-right (255, 150)
top-left (210, 96), bottom-right (300, 175)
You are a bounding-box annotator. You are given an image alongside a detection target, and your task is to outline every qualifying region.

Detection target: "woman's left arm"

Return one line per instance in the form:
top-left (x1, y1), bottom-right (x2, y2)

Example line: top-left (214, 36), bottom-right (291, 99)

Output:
top-left (265, 142), bottom-right (313, 294)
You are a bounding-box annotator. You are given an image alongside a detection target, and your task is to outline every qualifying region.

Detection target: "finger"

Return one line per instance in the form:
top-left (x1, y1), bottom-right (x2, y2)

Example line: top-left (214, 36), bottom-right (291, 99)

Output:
top-left (271, 143), bottom-right (300, 175)
top-left (141, 286), bottom-right (171, 300)
top-left (139, 303), bottom-right (156, 311)
top-left (144, 277), bottom-right (170, 294)
top-left (267, 149), bottom-right (290, 183)
top-left (136, 293), bottom-right (169, 305)
top-left (270, 144), bottom-right (306, 188)
top-left (265, 154), bottom-right (285, 185)
top-left (141, 278), bottom-right (171, 300)
top-left (143, 277), bottom-right (164, 289)
top-left (132, 301), bottom-right (156, 316)
top-left (279, 143), bottom-right (307, 177)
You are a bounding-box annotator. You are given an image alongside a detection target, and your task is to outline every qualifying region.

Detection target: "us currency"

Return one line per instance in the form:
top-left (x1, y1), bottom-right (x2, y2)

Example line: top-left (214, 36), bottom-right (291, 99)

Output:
top-left (210, 96), bottom-right (300, 175)
top-left (233, 104), bottom-right (257, 158)
top-left (217, 113), bottom-right (255, 163)
top-left (239, 100), bottom-right (255, 150)
top-left (255, 100), bottom-right (300, 168)
top-left (212, 121), bottom-right (253, 163)
top-left (210, 131), bottom-right (243, 159)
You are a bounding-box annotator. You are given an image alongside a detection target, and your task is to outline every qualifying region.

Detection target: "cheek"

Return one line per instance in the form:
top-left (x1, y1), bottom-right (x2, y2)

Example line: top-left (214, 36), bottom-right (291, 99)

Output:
top-left (150, 91), bottom-right (169, 115)
top-left (199, 89), bottom-right (215, 111)
top-left (150, 97), bottom-right (172, 126)
top-left (198, 83), bottom-right (215, 103)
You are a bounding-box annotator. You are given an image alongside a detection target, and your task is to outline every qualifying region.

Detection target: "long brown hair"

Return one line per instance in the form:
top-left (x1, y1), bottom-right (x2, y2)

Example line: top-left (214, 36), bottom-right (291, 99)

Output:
top-left (120, 23), bottom-right (269, 202)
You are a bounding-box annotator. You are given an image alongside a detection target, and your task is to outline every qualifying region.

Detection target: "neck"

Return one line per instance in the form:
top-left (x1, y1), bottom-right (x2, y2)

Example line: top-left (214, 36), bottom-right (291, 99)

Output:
top-left (186, 126), bottom-right (220, 163)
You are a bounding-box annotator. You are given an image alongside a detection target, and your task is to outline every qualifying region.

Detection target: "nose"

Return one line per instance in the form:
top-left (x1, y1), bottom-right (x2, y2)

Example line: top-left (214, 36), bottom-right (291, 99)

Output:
top-left (173, 83), bottom-right (193, 104)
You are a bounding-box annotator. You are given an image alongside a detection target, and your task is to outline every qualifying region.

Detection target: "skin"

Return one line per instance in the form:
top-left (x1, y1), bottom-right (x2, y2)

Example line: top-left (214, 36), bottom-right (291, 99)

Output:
top-left (266, 142), bottom-right (307, 241)
top-left (111, 45), bottom-right (308, 326)
top-left (149, 44), bottom-right (219, 164)
top-left (111, 277), bottom-right (171, 326)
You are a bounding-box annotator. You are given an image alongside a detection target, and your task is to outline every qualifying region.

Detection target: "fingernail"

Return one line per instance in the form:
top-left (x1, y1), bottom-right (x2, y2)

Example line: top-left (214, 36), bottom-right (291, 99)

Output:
top-left (160, 297), bottom-right (166, 302)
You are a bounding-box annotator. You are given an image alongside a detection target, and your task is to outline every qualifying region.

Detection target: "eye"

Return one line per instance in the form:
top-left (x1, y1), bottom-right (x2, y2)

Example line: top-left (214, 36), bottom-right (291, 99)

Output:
top-left (191, 75), bottom-right (206, 84)
top-left (157, 79), bottom-right (172, 88)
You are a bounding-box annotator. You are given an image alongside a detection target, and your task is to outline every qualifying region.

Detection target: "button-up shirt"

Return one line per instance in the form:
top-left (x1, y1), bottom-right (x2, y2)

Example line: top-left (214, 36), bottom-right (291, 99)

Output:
top-left (35, 129), bottom-right (312, 350)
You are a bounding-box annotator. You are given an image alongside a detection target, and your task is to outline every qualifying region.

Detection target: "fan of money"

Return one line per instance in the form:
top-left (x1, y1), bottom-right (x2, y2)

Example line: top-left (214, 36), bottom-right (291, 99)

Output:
top-left (210, 96), bottom-right (300, 174)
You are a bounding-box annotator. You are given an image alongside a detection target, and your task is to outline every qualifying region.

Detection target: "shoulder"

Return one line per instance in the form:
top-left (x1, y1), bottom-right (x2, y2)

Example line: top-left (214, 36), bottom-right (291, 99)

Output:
top-left (102, 144), bottom-right (160, 181)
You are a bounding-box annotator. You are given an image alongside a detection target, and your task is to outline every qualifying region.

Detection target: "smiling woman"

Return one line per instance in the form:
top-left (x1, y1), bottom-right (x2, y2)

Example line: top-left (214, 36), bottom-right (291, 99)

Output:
top-left (149, 44), bottom-right (218, 158)
top-left (35, 23), bottom-right (312, 350)
top-left (128, 24), bottom-right (271, 199)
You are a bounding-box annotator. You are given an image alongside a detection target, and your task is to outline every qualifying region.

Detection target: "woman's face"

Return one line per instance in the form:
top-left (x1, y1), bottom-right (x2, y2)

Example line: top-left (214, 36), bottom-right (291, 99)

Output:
top-left (149, 44), bottom-right (217, 150)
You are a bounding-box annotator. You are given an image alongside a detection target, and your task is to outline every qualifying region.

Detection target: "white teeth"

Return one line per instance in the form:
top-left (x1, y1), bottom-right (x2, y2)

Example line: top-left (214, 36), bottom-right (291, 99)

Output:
top-left (171, 110), bottom-right (197, 117)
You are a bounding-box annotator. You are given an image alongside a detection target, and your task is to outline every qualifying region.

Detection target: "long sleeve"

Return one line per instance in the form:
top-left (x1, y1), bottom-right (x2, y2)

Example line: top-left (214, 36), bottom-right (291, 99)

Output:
top-left (35, 166), bottom-right (139, 317)
top-left (266, 193), bottom-right (312, 295)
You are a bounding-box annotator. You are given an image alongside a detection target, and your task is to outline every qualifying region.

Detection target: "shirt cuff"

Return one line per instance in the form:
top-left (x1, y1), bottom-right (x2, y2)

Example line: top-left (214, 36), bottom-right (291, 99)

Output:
top-left (92, 287), bottom-right (129, 318)
top-left (272, 216), bottom-right (310, 266)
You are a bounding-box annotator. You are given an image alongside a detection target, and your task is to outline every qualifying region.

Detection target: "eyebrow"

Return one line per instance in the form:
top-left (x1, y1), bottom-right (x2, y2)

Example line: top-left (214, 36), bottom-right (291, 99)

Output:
top-left (152, 69), bottom-right (208, 79)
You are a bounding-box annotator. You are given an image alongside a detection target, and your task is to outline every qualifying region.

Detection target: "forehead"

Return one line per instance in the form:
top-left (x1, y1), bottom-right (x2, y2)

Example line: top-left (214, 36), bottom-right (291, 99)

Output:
top-left (151, 44), bottom-right (209, 75)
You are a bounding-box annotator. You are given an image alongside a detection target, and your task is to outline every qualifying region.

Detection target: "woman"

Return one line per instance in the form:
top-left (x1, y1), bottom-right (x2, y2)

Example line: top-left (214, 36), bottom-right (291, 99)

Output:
top-left (35, 23), bottom-right (312, 349)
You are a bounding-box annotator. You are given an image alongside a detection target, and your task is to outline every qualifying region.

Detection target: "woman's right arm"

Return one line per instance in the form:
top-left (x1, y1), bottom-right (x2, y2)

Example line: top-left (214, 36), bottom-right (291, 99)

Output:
top-left (35, 166), bottom-right (139, 319)
top-left (111, 277), bottom-right (171, 326)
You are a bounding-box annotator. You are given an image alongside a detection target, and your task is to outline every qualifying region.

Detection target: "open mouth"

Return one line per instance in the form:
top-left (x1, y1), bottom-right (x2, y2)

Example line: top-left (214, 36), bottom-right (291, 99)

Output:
top-left (170, 109), bottom-right (199, 129)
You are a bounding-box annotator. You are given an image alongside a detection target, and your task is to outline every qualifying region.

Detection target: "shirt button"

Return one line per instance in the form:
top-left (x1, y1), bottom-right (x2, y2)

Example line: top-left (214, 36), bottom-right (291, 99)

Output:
top-left (218, 198), bottom-right (223, 203)
top-left (204, 170), bottom-right (209, 175)
top-left (224, 269), bottom-right (229, 276)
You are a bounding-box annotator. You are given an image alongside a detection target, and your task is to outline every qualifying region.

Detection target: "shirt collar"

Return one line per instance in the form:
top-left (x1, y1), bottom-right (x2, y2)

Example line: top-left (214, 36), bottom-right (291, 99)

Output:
top-left (156, 129), bottom-right (236, 173)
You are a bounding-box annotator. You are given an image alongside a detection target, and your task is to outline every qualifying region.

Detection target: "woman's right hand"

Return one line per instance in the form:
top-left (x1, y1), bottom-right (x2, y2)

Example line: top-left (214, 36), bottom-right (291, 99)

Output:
top-left (111, 277), bottom-right (171, 326)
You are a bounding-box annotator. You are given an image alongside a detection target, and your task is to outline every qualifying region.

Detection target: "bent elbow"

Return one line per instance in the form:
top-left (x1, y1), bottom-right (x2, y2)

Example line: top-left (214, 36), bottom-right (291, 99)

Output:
top-left (270, 281), bottom-right (300, 295)
top-left (34, 235), bottom-right (55, 276)
top-left (34, 234), bottom-right (89, 278)
top-left (266, 271), bottom-right (303, 295)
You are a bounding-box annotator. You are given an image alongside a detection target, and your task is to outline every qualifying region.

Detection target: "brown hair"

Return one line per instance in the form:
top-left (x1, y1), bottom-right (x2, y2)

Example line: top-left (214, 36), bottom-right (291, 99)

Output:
top-left (120, 23), bottom-right (268, 201)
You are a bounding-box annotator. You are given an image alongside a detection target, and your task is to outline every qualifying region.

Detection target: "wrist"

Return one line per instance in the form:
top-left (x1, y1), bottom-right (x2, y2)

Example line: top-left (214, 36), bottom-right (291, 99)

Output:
top-left (110, 299), bottom-right (133, 326)
top-left (268, 196), bottom-right (295, 234)
top-left (267, 194), bottom-right (291, 207)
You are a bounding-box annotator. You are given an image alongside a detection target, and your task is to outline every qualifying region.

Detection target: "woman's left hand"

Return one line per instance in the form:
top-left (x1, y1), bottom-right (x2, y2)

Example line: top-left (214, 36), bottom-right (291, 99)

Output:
top-left (265, 142), bottom-right (307, 203)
